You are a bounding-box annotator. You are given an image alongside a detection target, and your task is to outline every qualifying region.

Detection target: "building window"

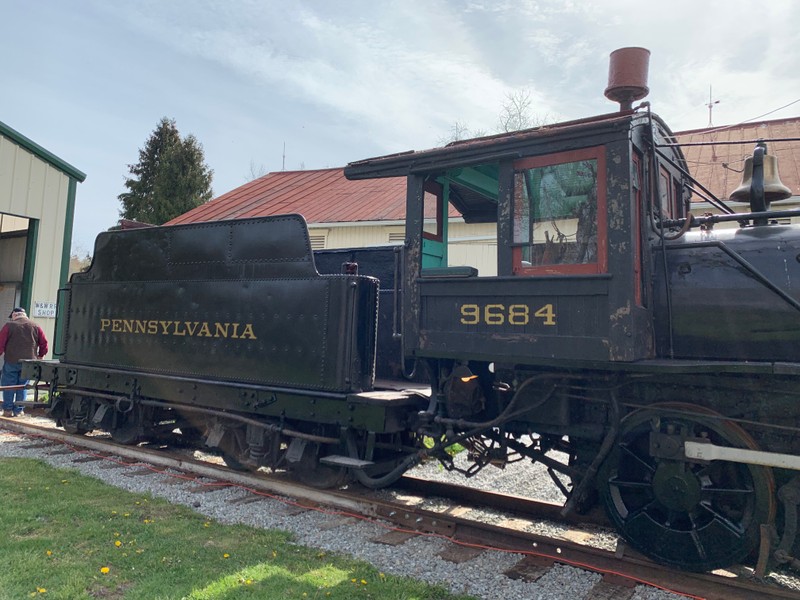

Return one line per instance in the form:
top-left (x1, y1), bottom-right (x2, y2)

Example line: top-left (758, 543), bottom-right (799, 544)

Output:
top-left (512, 146), bottom-right (606, 275)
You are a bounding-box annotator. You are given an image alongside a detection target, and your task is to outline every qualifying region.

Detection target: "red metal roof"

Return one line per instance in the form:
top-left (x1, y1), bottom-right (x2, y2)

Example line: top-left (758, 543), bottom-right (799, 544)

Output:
top-left (167, 168), bottom-right (408, 226)
top-left (674, 116), bottom-right (800, 202)
top-left (168, 116), bottom-right (800, 227)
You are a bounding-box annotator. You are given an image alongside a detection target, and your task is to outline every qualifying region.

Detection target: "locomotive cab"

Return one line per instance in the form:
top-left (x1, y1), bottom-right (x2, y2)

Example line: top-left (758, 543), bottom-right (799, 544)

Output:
top-left (345, 110), bottom-right (690, 368)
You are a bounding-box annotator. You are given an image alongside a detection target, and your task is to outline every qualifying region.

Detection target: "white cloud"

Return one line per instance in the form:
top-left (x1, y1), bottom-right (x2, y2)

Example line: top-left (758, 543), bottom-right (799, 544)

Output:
top-left (4, 0), bottom-right (800, 252)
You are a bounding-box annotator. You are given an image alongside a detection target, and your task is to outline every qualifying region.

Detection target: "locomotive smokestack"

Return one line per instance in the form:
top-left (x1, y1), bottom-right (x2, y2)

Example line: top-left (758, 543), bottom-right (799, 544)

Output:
top-left (605, 47), bottom-right (650, 111)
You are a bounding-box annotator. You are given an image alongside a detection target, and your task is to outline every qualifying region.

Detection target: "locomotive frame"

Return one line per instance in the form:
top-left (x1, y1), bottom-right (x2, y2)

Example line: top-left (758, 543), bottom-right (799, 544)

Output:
top-left (22, 103), bottom-right (800, 573)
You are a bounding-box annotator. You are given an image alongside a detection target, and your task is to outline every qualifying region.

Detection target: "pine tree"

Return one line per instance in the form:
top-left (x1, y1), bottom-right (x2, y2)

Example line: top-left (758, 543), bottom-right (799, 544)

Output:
top-left (118, 118), bottom-right (213, 224)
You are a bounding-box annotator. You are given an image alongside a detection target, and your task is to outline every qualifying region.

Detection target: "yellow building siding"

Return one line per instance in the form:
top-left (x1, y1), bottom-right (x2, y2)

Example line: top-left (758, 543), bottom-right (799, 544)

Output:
top-left (0, 132), bottom-right (75, 356)
top-left (310, 220), bottom-right (498, 276)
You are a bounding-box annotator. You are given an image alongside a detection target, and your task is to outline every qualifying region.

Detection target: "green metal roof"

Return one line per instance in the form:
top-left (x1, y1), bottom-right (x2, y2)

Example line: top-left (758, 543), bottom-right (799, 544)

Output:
top-left (0, 119), bottom-right (86, 182)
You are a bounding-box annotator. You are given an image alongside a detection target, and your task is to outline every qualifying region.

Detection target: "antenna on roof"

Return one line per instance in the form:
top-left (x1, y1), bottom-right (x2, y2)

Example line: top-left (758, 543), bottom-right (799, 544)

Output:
top-left (282, 142), bottom-right (286, 171)
top-left (707, 85), bottom-right (720, 126)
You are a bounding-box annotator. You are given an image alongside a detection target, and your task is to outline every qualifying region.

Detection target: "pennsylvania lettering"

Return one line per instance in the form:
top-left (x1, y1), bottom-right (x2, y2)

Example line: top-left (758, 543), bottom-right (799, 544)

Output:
top-left (99, 318), bottom-right (257, 340)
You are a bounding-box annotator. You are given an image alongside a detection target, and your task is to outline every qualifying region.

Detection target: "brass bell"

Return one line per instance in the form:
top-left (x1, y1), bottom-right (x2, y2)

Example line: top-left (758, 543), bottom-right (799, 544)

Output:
top-left (729, 149), bottom-right (792, 205)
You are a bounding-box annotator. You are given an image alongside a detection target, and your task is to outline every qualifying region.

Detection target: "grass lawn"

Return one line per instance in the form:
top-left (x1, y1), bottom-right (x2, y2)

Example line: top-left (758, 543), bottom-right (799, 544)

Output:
top-left (0, 457), bottom-right (474, 600)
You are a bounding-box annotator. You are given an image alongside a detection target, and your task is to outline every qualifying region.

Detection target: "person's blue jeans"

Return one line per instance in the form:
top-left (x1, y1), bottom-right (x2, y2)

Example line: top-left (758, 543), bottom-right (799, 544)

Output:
top-left (1, 362), bottom-right (26, 414)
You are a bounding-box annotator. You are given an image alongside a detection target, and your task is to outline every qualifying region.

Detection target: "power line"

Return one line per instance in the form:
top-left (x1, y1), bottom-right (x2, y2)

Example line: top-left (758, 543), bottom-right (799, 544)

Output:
top-left (700, 98), bottom-right (800, 135)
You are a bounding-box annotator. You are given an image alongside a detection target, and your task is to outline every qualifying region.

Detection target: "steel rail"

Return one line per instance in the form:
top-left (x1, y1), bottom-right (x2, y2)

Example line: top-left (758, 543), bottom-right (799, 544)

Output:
top-left (1, 417), bottom-right (797, 600)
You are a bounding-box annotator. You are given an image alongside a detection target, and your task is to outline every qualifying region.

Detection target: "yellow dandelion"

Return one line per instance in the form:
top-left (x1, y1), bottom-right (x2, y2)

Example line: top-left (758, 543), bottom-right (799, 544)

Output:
top-left (111, 511), bottom-right (117, 515)
top-left (45, 550), bottom-right (52, 557)
top-left (351, 578), bottom-right (357, 583)
top-left (361, 579), bottom-right (367, 585)
top-left (135, 501), bottom-right (140, 505)
top-left (37, 588), bottom-right (47, 593)
top-left (223, 553), bottom-right (230, 559)
top-left (61, 479), bottom-right (68, 484)
top-left (114, 541), bottom-right (122, 547)
top-left (123, 513), bottom-right (130, 517)
top-left (244, 579), bottom-right (253, 585)
top-left (100, 567), bottom-right (110, 574)
top-left (203, 522), bottom-right (210, 527)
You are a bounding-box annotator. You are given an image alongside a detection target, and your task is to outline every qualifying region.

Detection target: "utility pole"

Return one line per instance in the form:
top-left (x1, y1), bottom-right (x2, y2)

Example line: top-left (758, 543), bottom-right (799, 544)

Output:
top-left (706, 85), bottom-right (720, 127)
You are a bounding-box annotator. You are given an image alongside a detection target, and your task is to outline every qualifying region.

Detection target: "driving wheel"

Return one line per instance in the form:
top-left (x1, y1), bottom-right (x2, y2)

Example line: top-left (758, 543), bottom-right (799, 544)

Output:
top-left (598, 403), bottom-right (774, 571)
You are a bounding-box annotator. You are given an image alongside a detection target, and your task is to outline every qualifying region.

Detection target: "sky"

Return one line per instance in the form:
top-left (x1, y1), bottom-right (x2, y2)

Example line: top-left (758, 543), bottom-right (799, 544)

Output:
top-left (4, 0), bottom-right (800, 255)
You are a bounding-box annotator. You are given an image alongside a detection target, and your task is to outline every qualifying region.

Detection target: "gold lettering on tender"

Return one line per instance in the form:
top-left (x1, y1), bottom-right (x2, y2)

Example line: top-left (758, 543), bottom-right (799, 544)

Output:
top-left (99, 316), bottom-right (257, 339)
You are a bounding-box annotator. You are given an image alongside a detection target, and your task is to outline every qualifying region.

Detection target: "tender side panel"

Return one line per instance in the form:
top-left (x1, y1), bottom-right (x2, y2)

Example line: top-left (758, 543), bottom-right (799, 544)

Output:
top-left (63, 216), bottom-right (379, 393)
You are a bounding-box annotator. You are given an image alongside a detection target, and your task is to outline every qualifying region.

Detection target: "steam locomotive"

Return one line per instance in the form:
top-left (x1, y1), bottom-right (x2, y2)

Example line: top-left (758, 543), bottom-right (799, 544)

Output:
top-left (21, 49), bottom-right (800, 573)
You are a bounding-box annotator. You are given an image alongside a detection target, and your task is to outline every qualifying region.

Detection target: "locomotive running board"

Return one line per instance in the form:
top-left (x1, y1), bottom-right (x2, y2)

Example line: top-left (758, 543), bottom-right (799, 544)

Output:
top-left (685, 440), bottom-right (800, 471)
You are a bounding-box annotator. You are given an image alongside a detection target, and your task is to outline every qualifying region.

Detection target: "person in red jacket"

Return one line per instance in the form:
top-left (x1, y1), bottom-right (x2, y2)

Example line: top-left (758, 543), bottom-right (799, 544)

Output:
top-left (0, 307), bottom-right (48, 417)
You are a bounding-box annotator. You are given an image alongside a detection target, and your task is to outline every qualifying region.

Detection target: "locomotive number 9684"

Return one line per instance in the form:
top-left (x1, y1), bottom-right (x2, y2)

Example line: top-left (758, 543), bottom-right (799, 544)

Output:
top-left (459, 303), bottom-right (557, 326)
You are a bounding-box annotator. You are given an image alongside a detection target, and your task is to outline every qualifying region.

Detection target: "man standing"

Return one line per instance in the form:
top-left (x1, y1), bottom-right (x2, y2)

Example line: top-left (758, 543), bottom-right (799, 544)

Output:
top-left (0, 307), bottom-right (48, 417)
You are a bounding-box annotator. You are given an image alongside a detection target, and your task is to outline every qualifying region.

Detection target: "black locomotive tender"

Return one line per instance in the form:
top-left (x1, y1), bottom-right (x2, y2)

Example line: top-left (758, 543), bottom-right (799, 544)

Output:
top-left (23, 51), bottom-right (800, 573)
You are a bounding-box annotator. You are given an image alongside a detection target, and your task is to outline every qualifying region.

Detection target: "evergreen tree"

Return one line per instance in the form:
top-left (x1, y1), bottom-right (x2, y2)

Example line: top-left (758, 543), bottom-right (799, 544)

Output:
top-left (118, 118), bottom-right (213, 224)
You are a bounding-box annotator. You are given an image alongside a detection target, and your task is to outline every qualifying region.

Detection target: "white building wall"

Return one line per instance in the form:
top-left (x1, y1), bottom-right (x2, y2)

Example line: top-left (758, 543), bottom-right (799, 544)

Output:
top-left (310, 219), bottom-right (499, 276)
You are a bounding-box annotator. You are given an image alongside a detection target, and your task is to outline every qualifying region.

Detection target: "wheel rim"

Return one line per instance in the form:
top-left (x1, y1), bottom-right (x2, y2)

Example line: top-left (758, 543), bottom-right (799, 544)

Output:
top-left (110, 412), bottom-right (140, 445)
top-left (292, 443), bottom-right (348, 489)
top-left (599, 404), bottom-right (774, 571)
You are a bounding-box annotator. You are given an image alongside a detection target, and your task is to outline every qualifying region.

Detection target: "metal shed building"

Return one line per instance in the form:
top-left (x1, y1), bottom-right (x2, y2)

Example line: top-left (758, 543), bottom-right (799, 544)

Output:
top-left (0, 120), bottom-right (85, 355)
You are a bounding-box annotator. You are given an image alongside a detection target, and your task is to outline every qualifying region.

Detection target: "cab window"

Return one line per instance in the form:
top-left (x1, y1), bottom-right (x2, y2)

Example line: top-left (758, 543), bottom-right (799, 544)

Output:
top-left (512, 146), bottom-right (606, 275)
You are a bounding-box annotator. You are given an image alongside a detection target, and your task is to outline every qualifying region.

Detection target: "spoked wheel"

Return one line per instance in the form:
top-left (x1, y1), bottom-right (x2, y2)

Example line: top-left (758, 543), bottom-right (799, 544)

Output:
top-left (598, 403), bottom-right (775, 571)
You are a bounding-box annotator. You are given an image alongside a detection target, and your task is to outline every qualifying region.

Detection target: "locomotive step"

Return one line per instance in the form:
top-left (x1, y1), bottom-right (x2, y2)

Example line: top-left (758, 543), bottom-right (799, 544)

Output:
top-left (319, 455), bottom-right (375, 468)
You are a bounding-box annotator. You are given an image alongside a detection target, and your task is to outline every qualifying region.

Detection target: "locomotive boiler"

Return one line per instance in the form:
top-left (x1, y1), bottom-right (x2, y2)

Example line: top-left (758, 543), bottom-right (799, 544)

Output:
top-left (21, 49), bottom-right (800, 573)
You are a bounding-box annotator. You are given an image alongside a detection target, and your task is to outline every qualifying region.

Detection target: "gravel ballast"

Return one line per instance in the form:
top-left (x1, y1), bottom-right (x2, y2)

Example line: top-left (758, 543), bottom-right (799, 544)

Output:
top-left (0, 425), bottom-right (688, 599)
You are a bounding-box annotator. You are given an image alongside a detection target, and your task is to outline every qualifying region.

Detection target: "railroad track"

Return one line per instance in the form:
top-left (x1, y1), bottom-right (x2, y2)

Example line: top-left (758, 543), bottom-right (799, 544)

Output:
top-left (1, 415), bottom-right (798, 600)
